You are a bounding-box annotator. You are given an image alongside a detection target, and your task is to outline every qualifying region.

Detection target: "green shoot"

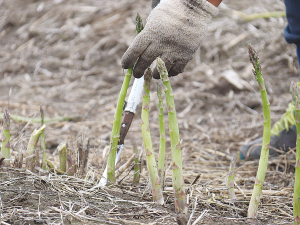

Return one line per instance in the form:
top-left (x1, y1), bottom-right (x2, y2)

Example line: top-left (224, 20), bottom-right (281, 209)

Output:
top-left (290, 81), bottom-right (300, 224)
top-left (26, 125), bottom-right (46, 172)
top-left (1, 109), bottom-right (10, 165)
top-left (58, 142), bottom-right (67, 173)
top-left (105, 13), bottom-right (144, 184)
top-left (40, 106), bottom-right (47, 170)
top-left (157, 57), bottom-right (187, 214)
top-left (247, 44), bottom-right (271, 218)
top-left (141, 68), bottom-right (164, 204)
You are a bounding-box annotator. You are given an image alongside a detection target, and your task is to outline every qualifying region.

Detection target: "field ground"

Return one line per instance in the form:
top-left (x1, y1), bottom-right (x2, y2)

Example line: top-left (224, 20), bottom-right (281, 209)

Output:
top-left (0, 0), bottom-right (299, 224)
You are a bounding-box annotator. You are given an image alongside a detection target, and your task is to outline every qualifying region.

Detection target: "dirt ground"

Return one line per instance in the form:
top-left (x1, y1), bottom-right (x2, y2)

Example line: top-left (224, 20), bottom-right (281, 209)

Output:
top-left (0, 0), bottom-right (299, 224)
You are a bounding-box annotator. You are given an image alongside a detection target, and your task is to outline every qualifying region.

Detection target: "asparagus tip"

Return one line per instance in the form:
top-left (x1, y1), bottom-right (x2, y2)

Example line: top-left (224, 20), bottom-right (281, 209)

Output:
top-left (135, 13), bottom-right (144, 34)
top-left (3, 108), bottom-right (10, 129)
top-left (248, 44), bottom-right (261, 77)
top-left (144, 68), bottom-right (152, 83)
top-left (40, 106), bottom-right (45, 125)
top-left (291, 81), bottom-right (300, 102)
top-left (156, 57), bottom-right (169, 82)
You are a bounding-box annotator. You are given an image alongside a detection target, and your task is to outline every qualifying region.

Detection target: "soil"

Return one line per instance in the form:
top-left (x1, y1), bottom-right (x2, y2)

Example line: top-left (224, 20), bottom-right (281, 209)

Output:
top-left (0, 0), bottom-right (299, 224)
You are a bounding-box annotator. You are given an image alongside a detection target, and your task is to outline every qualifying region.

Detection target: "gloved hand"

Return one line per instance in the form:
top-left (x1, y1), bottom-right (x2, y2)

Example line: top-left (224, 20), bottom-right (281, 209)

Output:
top-left (151, 0), bottom-right (160, 9)
top-left (121, 0), bottom-right (218, 79)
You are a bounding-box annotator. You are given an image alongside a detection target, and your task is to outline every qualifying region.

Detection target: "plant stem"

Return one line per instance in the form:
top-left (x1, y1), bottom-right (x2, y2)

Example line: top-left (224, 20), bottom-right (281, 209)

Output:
top-left (58, 142), bottom-right (67, 173)
top-left (247, 44), bottom-right (271, 218)
top-left (25, 125), bottom-right (46, 172)
top-left (132, 139), bottom-right (140, 184)
top-left (106, 68), bottom-right (132, 184)
top-left (157, 84), bottom-right (166, 189)
top-left (105, 13), bottom-right (144, 185)
top-left (77, 136), bottom-right (90, 177)
top-left (40, 106), bottom-right (47, 170)
top-left (0, 113), bottom-right (81, 123)
top-left (67, 154), bottom-right (76, 176)
top-left (141, 68), bottom-right (164, 204)
top-left (1, 109), bottom-right (10, 165)
top-left (290, 81), bottom-right (300, 224)
top-left (228, 154), bottom-right (237, 201)
top-left (157, 57), bottom-right (187, 214)
top-left (233, 10), bottom-right (285, 21)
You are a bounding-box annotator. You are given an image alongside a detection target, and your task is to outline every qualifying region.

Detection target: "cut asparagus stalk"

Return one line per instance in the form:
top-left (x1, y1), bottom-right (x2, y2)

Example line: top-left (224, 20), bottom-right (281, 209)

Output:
top-left (141, 68), bottom-right (164, 204)
top-left (290, 81), bottom-right (300, 225)
top-left (132, 139), bottom-right (141, 184)
top-left (247, 44), bottom-right (271, 218)
top-left (157, 57), bottom-right (187, 214)
top-left (67, 154), bottom-right (76, 176)
top-left (77, 137), bottom-right (90, 177)
top-left (40, 106), bottom-right (47, 170)
top-left (58, 142), bottom-right (67, 173)
top-left (1, 109), bottom-right (10, 165)
top-left (228, 154), bottom-right (237, 201)
top-left (25, 125), bottom-right (46, 172)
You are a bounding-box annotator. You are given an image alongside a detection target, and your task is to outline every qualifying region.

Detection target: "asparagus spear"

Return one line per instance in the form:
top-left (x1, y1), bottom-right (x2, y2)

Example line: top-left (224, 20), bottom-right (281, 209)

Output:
top-left (132, 139), bottom-right (141, 184)
top-left (247, 44), bottom-right (271, 218)
top-left (228, 154), bottom-right (237, 201)
top-left (40, 106), bottom-right (47, 170)
top-left (58, 142), bottom-right (67, 173)
top-left (290, 81), bottom-right (300, 224)
top-left (101, 13), bottom-right (144, 185)
top-left (141, 68), bottom-right (164, 204)
top-left (1, 109), bottom-right (10, 165)
top-left (157, 57), bottom-right (187, 214)
top-left (25, 125), bottom-right (46, 172)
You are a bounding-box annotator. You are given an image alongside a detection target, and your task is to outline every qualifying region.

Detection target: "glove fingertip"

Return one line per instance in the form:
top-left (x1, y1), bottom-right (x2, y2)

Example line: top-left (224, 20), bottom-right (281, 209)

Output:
top-left (152, 68), bottom-right (161, 79)
top-left (121, 62), bottom-right (131, 70)
top-left (121, 54), bottom-right (134, 69)
top-left (133, 68), bottom-right (145, 79)
top-left (168, 60), bottom-right (189, 77)
top-left (168, 70), bottom-right (180, 77)
top-left (121, 34), bottom-right (151, 70)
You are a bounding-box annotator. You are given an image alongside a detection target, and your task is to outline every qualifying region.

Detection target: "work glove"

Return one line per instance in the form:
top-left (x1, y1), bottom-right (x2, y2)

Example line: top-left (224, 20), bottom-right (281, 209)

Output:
top-left (151, 0), bottom-right (160, 9)
top-left (121, 0), bottom-right (218, 79)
